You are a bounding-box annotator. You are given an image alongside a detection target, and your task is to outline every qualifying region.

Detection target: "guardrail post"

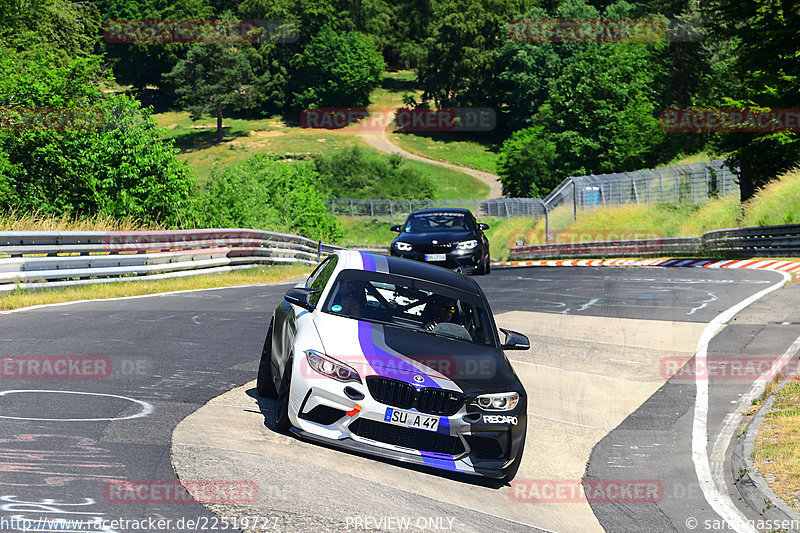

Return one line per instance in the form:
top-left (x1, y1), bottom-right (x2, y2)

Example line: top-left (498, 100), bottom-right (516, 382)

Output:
top-left (571, 179), bottom-right (577, 221)
top-left (545, 205), bottom-right (550, 242)
top-left (370, 200), bottom-right (374, 220)
top-left (317, 240), bottom-right (322, 262)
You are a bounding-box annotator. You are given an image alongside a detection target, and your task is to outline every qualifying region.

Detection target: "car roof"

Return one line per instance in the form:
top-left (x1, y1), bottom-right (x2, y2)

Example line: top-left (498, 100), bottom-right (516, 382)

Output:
top-left (335, 250), bottom-right (479, 294)
top-left (407, 208), bottom-right (473, 216)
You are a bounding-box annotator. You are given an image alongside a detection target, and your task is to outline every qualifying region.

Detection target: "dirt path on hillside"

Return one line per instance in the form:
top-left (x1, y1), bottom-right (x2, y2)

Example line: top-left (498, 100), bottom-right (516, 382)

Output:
top-left (358, 112), bottom-right (504, 199)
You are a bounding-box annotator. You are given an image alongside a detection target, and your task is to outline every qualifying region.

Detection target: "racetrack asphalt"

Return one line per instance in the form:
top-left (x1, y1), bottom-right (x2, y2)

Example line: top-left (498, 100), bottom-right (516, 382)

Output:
top-left (0, 266), bottom-right (793, 533)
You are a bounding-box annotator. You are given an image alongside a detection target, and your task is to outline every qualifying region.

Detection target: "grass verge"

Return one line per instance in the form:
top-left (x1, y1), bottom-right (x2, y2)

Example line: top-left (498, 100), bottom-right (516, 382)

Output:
top-left (752, 377), bottom-right (800, 513)
top-left (388, 130), bottom-right (500, 175)
top-left (0, 264), bottom-right (312, 311)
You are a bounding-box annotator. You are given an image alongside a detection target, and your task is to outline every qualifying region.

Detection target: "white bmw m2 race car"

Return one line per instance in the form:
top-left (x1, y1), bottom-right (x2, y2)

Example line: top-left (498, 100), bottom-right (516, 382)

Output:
top-left (257, 250), bottom-right (529, 481)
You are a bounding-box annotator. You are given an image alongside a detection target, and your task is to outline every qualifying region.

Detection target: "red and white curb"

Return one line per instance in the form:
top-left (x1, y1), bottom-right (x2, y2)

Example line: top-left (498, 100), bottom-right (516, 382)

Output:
top-left (492, 258), bottom-right (800, 281)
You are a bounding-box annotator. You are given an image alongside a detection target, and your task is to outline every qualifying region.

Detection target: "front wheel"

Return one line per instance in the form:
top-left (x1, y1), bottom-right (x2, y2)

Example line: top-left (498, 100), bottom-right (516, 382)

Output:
top-left (274, 359), bottom-right (293, 432)
top-left (475, 252), bottom-right (490, 275)
top-left (256, 323), bottom-right (277, 398)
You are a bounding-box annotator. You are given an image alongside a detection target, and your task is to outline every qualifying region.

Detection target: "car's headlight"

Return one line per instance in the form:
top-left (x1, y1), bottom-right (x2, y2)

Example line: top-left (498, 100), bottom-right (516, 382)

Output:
top-left (394, 241), bottom-right (413, 251)
top-left (473, 392), bottom-right (519, 411)
top-left (457, 240), bottom-right (478, 250)
top-left (305, 350), bottom-right (361, 383)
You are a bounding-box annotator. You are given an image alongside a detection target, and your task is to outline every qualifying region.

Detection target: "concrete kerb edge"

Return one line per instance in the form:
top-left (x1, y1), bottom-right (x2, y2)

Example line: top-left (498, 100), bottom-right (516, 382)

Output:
top-left (732, 384), bottom-right (800, 522)
top-left (491, 258), bottom-right (800, 284)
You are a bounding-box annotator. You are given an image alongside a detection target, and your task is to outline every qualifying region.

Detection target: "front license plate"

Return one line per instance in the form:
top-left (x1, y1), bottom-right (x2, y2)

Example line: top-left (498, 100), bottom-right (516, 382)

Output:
top-left (384, 408), bottom-right (439, 432)
top-left (425, 253), bottom-right (446, 262)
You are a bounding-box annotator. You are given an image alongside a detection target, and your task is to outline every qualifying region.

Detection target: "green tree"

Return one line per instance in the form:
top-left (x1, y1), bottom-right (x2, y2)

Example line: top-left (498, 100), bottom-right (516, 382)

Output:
top-left (0, 44), bottom-right (193, 225)
top-left (497, 126), bottom-right (558, 197)
top-left (702, 0), bottom-right (800, 201)
top-left (0, 0), bottom-right (102, 59)
top-left (418, 0), bottom-right (527, 107)
top-left (164, 43), bottom-right (267, 143)
top-left (313, 146), bottom-right (436, 199)
top-left (291, 25), bottom-right (384, 109)
top-left (194, 154), bottom-right (342, 241)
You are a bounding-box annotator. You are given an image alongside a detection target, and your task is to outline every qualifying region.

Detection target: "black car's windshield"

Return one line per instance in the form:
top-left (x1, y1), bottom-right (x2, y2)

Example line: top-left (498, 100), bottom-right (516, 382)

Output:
top-left (323, 270), bottom-right (494, 346)
top-left (403, 212), bottom-right (473, 233)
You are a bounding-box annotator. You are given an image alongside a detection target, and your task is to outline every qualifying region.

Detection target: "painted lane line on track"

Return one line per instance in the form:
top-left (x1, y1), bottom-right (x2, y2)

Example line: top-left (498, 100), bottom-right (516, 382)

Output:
top-left (709, 331), bottom-right (800, 526)
top-left (691, 270), bottom-right (790, 533)
top-left (0, 282), bottom-right (295, 315)
top-left (0, 390), bottom-right (154, 421)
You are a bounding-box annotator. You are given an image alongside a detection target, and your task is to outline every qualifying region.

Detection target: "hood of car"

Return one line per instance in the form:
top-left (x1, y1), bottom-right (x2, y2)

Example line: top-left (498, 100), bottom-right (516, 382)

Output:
top-left (314, 314), bottom-right (518, 395)
top-left (393, 230), bottom-right (477, 246)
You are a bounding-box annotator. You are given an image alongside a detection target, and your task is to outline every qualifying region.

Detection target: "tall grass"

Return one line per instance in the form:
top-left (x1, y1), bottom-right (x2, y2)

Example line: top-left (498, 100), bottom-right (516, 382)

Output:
top-left (0, 211), bottom-right (162, 231)
top-left (741, 167), bottom-right (800, 227)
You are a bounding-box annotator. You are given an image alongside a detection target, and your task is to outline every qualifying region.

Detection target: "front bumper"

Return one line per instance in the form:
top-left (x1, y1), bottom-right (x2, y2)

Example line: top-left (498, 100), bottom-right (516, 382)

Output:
top-left (390, 247), bottom-right (485, 273)
top-left (289, 374), bottom-right (526, 479)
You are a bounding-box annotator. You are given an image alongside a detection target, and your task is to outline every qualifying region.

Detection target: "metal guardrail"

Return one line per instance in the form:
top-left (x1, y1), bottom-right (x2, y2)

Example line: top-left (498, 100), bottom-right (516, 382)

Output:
top-left (0, 229), bottom-right (337, 292)
top-left (702, 225), bottom-right (800, 257)
top-left (510, 237), bottom-right (700, 259)
top-left (509, 224), bottom-right (800, 260)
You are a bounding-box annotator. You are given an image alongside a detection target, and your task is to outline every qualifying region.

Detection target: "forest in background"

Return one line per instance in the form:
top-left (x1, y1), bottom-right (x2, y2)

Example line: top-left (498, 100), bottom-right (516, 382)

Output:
top-left (0, 0), bottom-right (797, 240)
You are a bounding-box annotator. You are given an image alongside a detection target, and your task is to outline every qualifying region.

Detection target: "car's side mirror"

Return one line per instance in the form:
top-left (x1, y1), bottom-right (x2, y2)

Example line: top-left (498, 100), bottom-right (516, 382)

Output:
top-left (478, 223), bottom-right (489, 230)
top-left (390, 225), bottom-right (402, 232)
top-left (284, 287), bottom-right (318, 311)
top-left (499, 328), bottom-right (530, 350)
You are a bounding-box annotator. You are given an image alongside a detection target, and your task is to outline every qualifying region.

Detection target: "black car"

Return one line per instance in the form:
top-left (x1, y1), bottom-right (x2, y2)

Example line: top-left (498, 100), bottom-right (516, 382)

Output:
top-left (390, 208), bottom-right (491, 275)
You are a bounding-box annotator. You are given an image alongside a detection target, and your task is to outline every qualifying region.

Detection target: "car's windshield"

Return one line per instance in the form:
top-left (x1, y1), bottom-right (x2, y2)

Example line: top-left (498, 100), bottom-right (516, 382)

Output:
top-left (403, 212), bottom-right (473, 233)
top-left (323, 270), bottom-right (494, 346)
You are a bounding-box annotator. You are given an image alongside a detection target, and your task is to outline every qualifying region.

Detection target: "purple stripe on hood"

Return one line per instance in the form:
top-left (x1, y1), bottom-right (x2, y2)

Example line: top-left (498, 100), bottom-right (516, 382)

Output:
top-left (360, 252), bottom-right (376, 272)
top-left (357, 321), bottom-right (440, 389)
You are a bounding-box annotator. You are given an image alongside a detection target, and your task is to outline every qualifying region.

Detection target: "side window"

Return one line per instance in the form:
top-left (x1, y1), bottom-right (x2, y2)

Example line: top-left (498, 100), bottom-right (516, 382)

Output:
top-left (307, 255), bottom-right (338, 305)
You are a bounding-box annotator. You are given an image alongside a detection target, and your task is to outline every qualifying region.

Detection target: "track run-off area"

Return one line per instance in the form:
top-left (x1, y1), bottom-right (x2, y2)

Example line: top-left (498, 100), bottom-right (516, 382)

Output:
top-left (1, 265), bottom-right (798, 533)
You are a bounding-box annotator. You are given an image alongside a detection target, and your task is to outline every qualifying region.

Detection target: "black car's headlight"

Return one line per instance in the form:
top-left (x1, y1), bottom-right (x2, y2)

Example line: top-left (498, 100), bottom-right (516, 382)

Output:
top-left (456, 240), bottom-right (479, 250)
top-left (305, 350), bottom-right (361, 383)
top-left (394, 241), bottom-right (413, 252)
top-left (473, 392), bottom-right (519, 411)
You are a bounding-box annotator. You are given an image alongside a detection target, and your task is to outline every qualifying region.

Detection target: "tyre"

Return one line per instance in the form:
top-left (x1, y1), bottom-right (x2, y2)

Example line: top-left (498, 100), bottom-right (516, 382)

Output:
top-left (274, 359), bottom-right (293, 432)
top-left (486, 255), bottom-right (491, 274)
top-left (475, 252), bottom-right (490, 275)
top-left (256, 322), bottom-right (277, 398)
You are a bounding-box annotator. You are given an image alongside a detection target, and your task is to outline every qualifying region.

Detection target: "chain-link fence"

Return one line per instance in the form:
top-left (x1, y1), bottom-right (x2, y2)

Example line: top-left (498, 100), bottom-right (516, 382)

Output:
top-left (542, 160), bottom-right (737, 214)
top-left (329, 160), bottom-right (738, 221)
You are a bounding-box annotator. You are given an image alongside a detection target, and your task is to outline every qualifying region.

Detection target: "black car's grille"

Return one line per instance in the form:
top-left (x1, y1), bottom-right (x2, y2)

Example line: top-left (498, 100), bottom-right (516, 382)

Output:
top-left (465, 435), bottom-right (504, 459)
top-left (300, 405), bottom-right (347, 426)
top-left (414, 243), bottom-right (454, 253)
top-left (366, 377), bottom-right (465, 416)
top-left (349, 418), bottom-right (464, 456)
